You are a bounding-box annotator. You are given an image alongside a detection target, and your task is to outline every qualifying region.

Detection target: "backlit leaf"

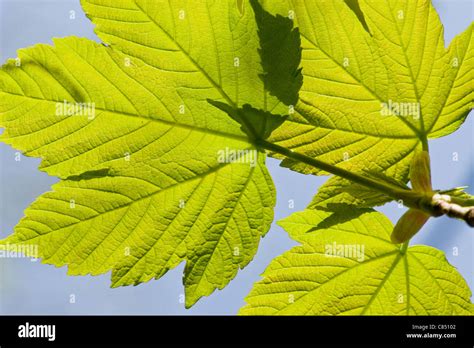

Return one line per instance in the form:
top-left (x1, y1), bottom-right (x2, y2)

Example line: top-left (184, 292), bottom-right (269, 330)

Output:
top-left (262, 0), bottom-right (473, 207)
top-left (240, 207), bottom-right (474, 315)
top-left (0, 0), bottom-right (287, 307)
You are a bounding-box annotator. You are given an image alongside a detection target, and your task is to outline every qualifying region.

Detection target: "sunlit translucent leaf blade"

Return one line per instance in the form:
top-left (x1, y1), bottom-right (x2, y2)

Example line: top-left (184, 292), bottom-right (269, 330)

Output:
top-left (391, 209), bottom-right (430, 244)
top-left (240, 208), bottom-right (474, 315)
top-left (265, 0), bottom-right (420, 172)
top-left (0, 37), bottom-right (244, 175)
top-left (80, 0), bottom-right (287, 115)
top-left (343, 0), bottom-right (369, 32)
top-left (0, 0), bottom-right (283, 307)
top-left (428, 24), bottom-right (474, 138)
top-left (262, 0), bottom-right (472, 207)
top-left (409, 151), bottom-right (432, 192)
top-left (310, 177), bottom-right (391, 209)
top-left (359, 0), bottom-right (446, 132)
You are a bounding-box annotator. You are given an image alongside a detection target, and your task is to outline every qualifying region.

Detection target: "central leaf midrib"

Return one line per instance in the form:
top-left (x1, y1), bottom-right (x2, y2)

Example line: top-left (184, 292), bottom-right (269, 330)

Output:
top-left (272, 249), bottom-right (400, 314)
top-left (385, 0), bottom-right (426, 134)
top-left (0, 91), bottom-right (248, 143)
top-left (190, 164), bottom-right (257, 294)
top-left (132, 0), bottom-right (237, 109)
top-left (111, 174), bottom-right (207, 285)
top-left (294, 100), bottom-right (419, 140)
top-left (297, 22), bottom-right (423, 138)
top-left (16, 150), bottom-right (256, 244)
top-left (359, 251), bottom-right (404, 315)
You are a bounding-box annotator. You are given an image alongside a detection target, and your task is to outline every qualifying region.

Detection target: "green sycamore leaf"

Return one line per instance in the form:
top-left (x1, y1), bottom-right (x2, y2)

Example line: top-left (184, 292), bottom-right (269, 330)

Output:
top-left (0, 0), bottom-right (288, 307)
top-left (240, 207), bottom-right (474, 315)
top-left (206, 0), bottom-right (302, 141)
top-left (262, 0), bottom-right (473, 208)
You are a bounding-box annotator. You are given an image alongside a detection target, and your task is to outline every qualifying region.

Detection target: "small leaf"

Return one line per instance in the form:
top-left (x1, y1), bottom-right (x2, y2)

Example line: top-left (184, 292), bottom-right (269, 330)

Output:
top-left (439, 187), bottom-right (474, 205)
top-left (240, 207), bottom-right (473, 315)
top-left (410, 151), bottom-right (432, 192)
top-left (391, 209), bottom-right (430, 244)
top-left (309, 170), bottom-right (410, 209)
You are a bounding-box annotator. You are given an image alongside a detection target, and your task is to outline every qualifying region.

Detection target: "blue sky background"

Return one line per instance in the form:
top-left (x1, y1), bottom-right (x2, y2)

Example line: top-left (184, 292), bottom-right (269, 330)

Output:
top-left (0, 0), bottom-right (472, 315)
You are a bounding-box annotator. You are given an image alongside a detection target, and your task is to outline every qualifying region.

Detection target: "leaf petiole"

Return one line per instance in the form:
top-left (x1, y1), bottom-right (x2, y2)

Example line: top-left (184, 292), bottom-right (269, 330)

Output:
top-left (257, 139), bottom-right (474, 227)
